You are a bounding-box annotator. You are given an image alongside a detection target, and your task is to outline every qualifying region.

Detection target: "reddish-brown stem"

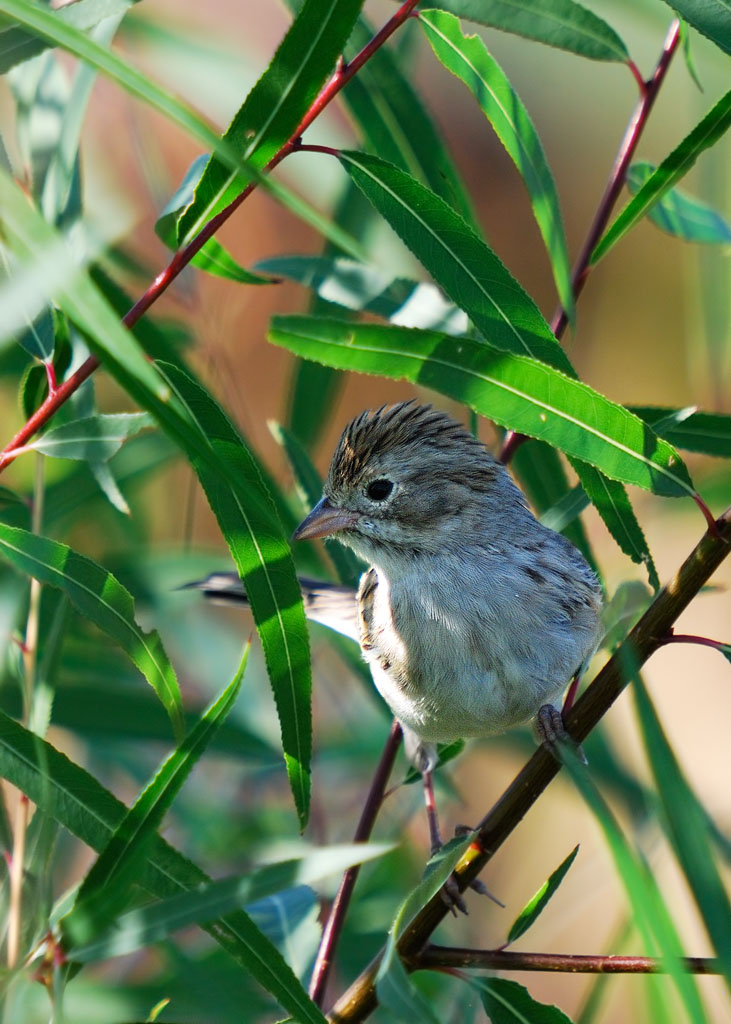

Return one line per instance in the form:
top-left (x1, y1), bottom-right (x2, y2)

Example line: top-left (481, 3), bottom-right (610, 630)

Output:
top-left (499, 20), bottom-right (682, 467)
top-left (0, 0), bottom-right (422, 474)
top-left (661, 633), bottom-right (727, 653)
top-left (309, 720), bottom-right (403, 1008)
top-left (416, 946), bottom-right (718, 975)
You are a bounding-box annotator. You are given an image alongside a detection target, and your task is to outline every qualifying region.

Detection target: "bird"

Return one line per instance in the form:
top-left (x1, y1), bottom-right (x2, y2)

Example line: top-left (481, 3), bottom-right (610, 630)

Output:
top-left (193, 401), bottom-right (603, 884)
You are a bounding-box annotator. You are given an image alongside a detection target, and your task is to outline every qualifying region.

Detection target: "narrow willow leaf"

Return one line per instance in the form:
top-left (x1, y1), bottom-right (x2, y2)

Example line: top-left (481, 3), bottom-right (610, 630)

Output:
top-left (593, 91), bottom-right (731, 263)
top-left (0, 0), bottom-right (366, 258)
top-left (420, 9), bottom-right (574, 320)
top-left (0, 0), bottom-right (138, 74)
top-left (600, 581), bottom-right (653, 652)
top-left (268, 317), bottom-right (696, 499)
top-left (256, 255), bottom-right (468, 334)
top-left (562, 751), bottom-right (708, 1024)
top-left (376, 835), bottom-right (472, 1022)
top-left (630, 664), bottom-right (731, 985)
top-left (568, 459), bottom-right (659, 590)
top-left (627, 161), bottom-right (731, 244)
top-left (73, 841), bottom-right (393, 963)
top-left (632, 406), bottom-right (731, 458)
top-left (473, 977), bottom-right (573, 1024)
top-left (342, 14), bottom-right (480, 231)
top-left (507, 845), bottom-right (579, 944)
top-left (156, 363), bottom-right (312, 829)
top-left (155, 154), bottom-right (274, 283)
top-left (0, 711), bottom-right (327, 1024)
top-left (176, 0), bottom-right (365, 243)
top-left (0, 523), bottom-right (183, 736)
top-left (660, 0), bottom-right (731, 56)
top-left (415, 0), bottom-right (629, 61)
top-left (63, 647), bottom-right (247, 950)
top-left (338, 150), bottom-right (576, 374)
top-left (27, 412), bottom-right (155, 462)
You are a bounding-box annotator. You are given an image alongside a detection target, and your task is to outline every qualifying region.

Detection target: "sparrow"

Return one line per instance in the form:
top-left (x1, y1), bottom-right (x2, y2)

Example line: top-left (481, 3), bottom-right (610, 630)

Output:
top-left (193, 402), bottom-right (603, 864)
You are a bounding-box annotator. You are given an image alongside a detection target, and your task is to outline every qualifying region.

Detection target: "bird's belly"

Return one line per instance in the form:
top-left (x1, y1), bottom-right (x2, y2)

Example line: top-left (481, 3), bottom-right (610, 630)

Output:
top-left (366, 650), bottom-right (562, 744)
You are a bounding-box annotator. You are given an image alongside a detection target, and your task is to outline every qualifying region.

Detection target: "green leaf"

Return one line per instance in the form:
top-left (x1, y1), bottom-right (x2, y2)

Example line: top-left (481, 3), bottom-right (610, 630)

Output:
top-left (0, 0), bottom-right (366, 258)
top-left (62, 646), bottom-right (248, 950)
top-left (472, 976), bottom-right (573, 1023)
top-left (660, 0), bottom-right (731, 56)
top-left (416, 0), bottom-right (629, 61)
top-left (0, 523), bottom-right (184, 737)
top-left (568, 460), bottom-right (659, 590)
top-left (155, 363), bottom-right (313, 829)
top-left (375, 835), bottom-right (473, 1023)
top-left (256, 255), bottom-right (467, 333)
top-left (632, 406), bottom-right (731, 458)
top-left (342, 14), bottom-right (479, 232)
top-left (72, 841), bottom-right (392, 963)
top-left (338, 150), bottom-right (575, 374)
top-left (420, 9), bottom-right (574, 321)
top-left (626, 161), bottom-right (731, 244)
top-left (630, 664), bottom-right (731, 986)
top-left (155, 154), bottom-right (274, 283)
top-left (0, 710), bottom-right (327, 1024)
top-left (600, 581), bottom-right (653, 652)
top-left (26, 412), bottom-right (155, 462)
top-left (592, 91), bottom-right (731, 264)
top-left (562, 750), bottom-right (709, 1024)
top-left (0, 0), bottom-right (138, 74)
top-left (268, 317), bottom-right (696, 499)
top-left (175, 0), bottom-right (365, 244)
top-left (507, 845), bottom-right (579, 944)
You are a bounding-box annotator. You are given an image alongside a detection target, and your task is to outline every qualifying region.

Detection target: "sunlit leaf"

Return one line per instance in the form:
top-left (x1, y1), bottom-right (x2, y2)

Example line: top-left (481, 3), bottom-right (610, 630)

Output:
top-left (632, 406), bottom-right (731, 458)
top-left (415, 0), bottom-right (629, 61)
top-left (268, 317), bottom-right (696, 499)
top-left (473, 976), bottom-right (573, 1024)
top-left (420, 9), bottom-right (574, 320)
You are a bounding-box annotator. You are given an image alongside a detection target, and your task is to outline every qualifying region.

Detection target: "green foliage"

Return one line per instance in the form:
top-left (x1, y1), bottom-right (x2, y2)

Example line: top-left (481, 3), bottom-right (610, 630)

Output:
top-left (0, 1), bottom-right (729, 1021)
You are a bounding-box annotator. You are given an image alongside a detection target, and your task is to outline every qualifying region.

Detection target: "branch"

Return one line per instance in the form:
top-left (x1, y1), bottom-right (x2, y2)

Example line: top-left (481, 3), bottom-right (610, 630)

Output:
top-left (326, 507), bottom-right (731, 1023)
top-left (309, 720), bottom-right (403, 1007)
top-left (416, 945), bottom-right (719, 975)
top-left (0, 0), bottom-right (422, 473)
top-left (499, 19), bottom-right (681, 465)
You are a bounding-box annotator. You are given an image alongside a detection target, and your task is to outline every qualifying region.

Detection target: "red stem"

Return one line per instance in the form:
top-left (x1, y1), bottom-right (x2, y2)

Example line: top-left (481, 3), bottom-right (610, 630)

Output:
top-left (417, 946), bottom-right (717, 975)
top-left (661, 633), bottom-right (727, 653)
top-left (499, 20), bottom-right (681, 466)
top-left (308, 720), bottom-right (402, 1008)
top-left (0, 0), bottom-right (422, 474)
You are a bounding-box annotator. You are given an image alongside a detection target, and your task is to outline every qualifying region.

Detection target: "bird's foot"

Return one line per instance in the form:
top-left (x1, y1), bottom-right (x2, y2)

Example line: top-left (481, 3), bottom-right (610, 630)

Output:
top-left (433, 827), bottom-right (504, 916)
top-left (537, 704), bottom-right (587, 765)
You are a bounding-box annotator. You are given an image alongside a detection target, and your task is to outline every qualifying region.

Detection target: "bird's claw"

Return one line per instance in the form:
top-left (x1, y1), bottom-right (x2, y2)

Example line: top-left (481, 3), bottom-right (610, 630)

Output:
top-left (537, 703), bottom-right (588, 765)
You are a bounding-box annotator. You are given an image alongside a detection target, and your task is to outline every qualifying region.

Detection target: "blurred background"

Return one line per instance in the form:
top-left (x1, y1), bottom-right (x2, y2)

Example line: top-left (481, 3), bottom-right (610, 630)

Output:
top-left (0, 1), bottom-right (729, 1021)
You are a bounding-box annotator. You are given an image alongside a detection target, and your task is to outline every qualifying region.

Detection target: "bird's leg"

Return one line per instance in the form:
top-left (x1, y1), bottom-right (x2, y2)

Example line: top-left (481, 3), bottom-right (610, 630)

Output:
top-left (422, 767), bottom-right (444, 857)
top-left (536, 698), bottom-right (587, 765)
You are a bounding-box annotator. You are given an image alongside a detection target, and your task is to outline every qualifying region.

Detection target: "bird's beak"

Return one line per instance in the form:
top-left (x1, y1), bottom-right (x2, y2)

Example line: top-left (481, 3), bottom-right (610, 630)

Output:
top-left (292, 495), bottom-right (359, 542)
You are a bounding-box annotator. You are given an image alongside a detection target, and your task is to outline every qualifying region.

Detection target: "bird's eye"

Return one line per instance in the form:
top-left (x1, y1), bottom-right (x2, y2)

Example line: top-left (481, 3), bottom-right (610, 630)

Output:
top-left (366, 478), bottom-right (393, 501)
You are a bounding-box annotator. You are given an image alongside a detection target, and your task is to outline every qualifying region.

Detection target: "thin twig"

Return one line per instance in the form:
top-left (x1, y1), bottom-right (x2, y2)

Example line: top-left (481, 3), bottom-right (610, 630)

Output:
top-left (7, 454), bottom-right (45, 967)
top-left (416, 945), bottom-right (718, 975)
top-left (326, 507), bottom-right (731, 1022)
top-left (0, 0), bottom-right (422, 473)
top-left (309, 720), bottom-right (403, 1007)
top-left (499, 20), bottom-right (682, 466)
